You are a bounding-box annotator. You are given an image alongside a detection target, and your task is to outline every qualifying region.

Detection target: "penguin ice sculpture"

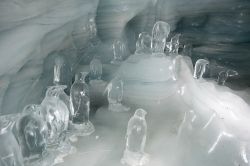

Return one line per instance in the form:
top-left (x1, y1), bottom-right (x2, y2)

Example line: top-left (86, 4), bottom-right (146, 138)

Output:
top-left (106, 77), bottom-right (130, 112)
top-left (121, 108), bottom-right (149, 166)
top-left (193, 59), bottom-right (209, 79)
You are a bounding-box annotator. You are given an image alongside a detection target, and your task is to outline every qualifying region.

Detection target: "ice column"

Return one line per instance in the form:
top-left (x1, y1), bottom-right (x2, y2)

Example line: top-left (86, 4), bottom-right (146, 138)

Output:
top-left (193, 59), bottom-right (209, 79)
top-left (135, 32), bottom-right (152, 54)
top-left (107, 77), bottom-right (129, 112)
top-left (70, 72), bottom-right (95, 136)
top-left (121, 108), bottom-right (149, 166)
top-left (151, 21), bottom-right (170, 55)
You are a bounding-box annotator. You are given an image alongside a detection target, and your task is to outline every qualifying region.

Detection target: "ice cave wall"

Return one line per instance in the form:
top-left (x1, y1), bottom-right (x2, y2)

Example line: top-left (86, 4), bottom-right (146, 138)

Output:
top-left (0, 0), bottom-right (249, 115)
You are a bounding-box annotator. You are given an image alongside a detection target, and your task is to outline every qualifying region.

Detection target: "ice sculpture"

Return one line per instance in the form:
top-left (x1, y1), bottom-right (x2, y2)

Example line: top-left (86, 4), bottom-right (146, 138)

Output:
top-left (89, 58), bottom-right (103, 80)
top-left (135, 32), bottom-right (152, 54)
top-left (167, 34), bottom-right (181, 55)
top-left (71, 14), bottom-right (97, 51)
top-left (217, 71), bottom-right (228, 85)
top-left (0, 115), bottom-right (24, 166)
top-left (217, 69), bottom-right (238, 85)
top-left (57, 85), bottom-right (71, 119)
top-left (182, 44), bottom-right (192, 57)
top-left (121, 108), bottom-right (149, 166)
top-left (111, 39), bottom-right (126, 64)
top-left (16, 104), bottom-right (48, 161)
top-left (70, 72), bottom-right (95, 136)
top-left (53, 54), bottom-right (72, 94)
top-left (40, 86), bottom-right (70, 146)
top-left (106, 77), bottom-right (130, 112)
top-left (87, 17), bottom-right (97, 40)
top-left (193, 59), bottom-right (209, 79)
top-left (151, 21), bottom-right (170, 55)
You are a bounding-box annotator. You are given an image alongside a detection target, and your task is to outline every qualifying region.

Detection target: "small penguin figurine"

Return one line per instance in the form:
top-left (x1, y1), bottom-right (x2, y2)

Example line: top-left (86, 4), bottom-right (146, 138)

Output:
top-left (121, 108), bottom-right (149, 166)
top-left (193, 59), bottom-right (209, 79)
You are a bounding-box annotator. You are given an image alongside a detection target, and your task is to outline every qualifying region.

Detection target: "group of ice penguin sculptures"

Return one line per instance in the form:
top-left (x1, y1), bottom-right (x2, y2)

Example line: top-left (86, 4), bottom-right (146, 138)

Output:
top-left (0, 20), bottom-right (238, 166)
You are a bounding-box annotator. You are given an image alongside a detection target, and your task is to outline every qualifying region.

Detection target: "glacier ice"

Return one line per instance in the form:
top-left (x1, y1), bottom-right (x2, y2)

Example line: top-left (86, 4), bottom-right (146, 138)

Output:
top-left (0, 0), bottom-right (250, 166)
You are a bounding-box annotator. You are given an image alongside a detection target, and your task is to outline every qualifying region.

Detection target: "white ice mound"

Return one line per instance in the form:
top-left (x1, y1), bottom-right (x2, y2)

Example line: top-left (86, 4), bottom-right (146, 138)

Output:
top-left (176, 56), bottom-right (250, 166)
top-left (118, 53), bottom-right (174, 83)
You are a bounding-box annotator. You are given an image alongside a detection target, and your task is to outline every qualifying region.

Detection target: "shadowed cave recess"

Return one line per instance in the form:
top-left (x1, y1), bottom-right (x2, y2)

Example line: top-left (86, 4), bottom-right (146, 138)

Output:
top-left (0, 0), bottom-right (250, 166)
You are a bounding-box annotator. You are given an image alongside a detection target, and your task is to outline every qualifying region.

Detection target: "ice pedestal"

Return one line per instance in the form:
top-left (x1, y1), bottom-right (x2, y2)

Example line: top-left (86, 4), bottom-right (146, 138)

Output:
top-left (116, 53), bottom-right (180, 108)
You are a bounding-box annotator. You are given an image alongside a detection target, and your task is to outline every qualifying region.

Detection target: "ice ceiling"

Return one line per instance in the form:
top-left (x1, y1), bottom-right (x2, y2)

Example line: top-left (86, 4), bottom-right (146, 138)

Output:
top-left (0, 0), bottom-right (250, 166)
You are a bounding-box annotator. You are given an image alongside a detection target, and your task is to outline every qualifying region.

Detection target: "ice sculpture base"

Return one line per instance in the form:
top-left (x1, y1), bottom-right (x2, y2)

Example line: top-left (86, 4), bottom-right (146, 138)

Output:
top-left (121, 150), bottom-right (149, 166)
top-left (70, 121), bottom-right (95, 136)
top-left (108, 103), bottom-right (130, 112)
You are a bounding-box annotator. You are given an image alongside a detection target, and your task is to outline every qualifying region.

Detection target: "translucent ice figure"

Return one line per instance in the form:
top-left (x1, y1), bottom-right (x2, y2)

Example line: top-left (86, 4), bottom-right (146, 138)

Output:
top-left (217, 69), bottom-right (238, 85)
top-left (57, 85), bottom-right (71, 119)
top-left (53, 54), bottom-right (72, 93)
top-left (182, 44), bottom-right (192, 57)
top-left (111, 39), bottom-right (126, 64)
top-left (166, 34), bottom-right (181, 55)
top-left (193, 59), bottom-right (209, 79)
top-left (87, 17), bottom-right (97, 39)
top-left (106, 77), bottom-right (130, 112)
top-left (40, 86), bottom-right (70, 146)
top-left (217, 71), bottom-right (228, 85)
top-left (151, 21), bottom-right (170, 54)
top-left (135, 32), bottom-right (152, 54)
top-left (70, 72), bottom-right (94, 136)
top-left (89, 58), bottom-right (102, 80)
top-left (16, 104), bottom-right (48, 161)
top-left (0, 119), bottom-right (24, 166)
top-left (121, 109), bottom-right (149, 166)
